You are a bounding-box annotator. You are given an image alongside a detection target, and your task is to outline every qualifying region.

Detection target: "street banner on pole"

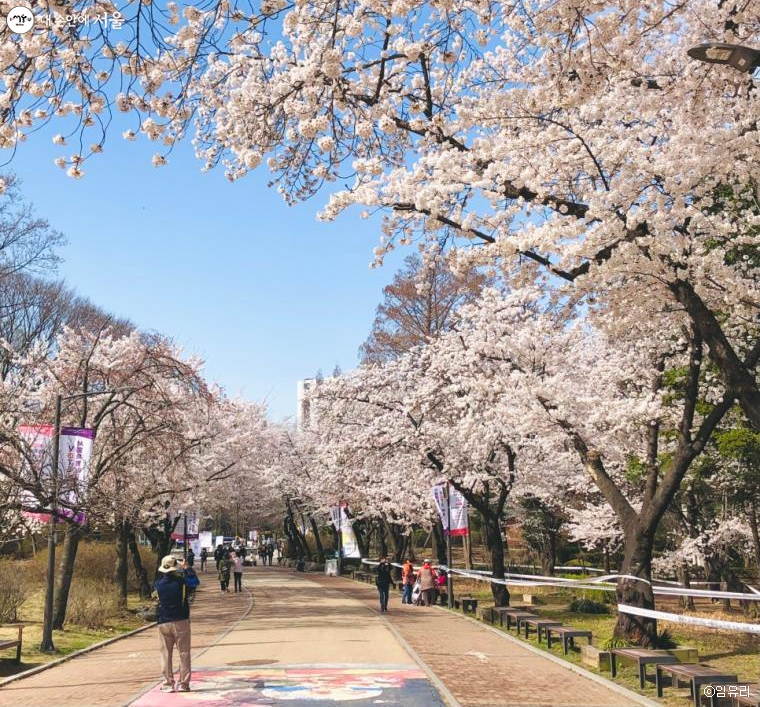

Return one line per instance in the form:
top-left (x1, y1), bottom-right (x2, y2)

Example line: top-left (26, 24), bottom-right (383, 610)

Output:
top-left (19, 424), bottom-right (95, 525)
top-left (432, 483), bottom-right (469, 537)
top-left (199, 531), bottom-right (213, 549)
top-left (171, 510), bottom-right (200, 539)
top-left (329, 503), bottom-right (361, 558)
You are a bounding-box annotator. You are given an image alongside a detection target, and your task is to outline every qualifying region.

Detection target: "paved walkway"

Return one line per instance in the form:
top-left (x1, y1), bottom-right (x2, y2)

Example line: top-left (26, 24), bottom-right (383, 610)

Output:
top-left (307, 573), bottom-right (638, 707)
top-left (0, 577), bottom-right (250, 707)
top-left (0, 567), bottom-right (642, 707)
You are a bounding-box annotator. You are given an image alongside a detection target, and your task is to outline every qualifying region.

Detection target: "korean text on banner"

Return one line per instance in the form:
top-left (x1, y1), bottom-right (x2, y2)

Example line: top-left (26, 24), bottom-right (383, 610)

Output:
top-left (329, 503), bottom-right (361, 558)
top-left (432, 483), bottom-right (469, 537)
top-left (19, 424), bottom-right (95, 525)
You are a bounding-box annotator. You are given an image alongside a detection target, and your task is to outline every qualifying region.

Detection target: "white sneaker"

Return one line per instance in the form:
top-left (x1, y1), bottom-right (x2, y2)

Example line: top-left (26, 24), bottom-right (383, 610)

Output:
top-left (159, 683), bottom-right (175, 693)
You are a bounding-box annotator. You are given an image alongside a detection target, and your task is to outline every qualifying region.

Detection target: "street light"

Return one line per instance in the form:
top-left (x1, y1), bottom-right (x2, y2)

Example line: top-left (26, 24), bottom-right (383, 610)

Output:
top-left (687, 43), bottom-right (760, 73)
top-left (40, 388), bottom-right (127, 653)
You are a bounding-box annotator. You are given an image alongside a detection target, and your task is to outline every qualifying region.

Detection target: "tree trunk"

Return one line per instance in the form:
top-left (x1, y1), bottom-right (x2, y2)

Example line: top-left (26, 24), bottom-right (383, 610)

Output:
top-left (614, 528), bottom-right (657, 646)
top-left (128, 527), bottom-right (152, 599)
top-left (431, 521), bottom-right (447, 566)
top-left (603, 548), bottom-right (611, 575)
top-left (376, 522), bottom-right (388, 558)
top-left (308, 515), bottom-right (325, 564)
top-left (540, 532), bottom-right (556, 576)
top-left (749, 503), bottom-right (760, 582)
top-left (115, 520), bottom-right (129, 610)
top-left (677, 565), bottom-right (695, 611)
top-left (463, 532), bottom-right (473, 570)
top-left (52, 524), bottom-right (83, 629)
top-left (351, 519), bottom-right (369, 559)
top-left (483, 513), bottom-right (509, 606)
top-left (668, 279), bottom-right (760, 431)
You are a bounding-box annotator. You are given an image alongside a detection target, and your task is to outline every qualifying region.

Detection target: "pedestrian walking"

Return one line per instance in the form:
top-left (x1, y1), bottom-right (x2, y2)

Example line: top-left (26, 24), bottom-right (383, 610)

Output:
top-left (231, 551), bottom-right (244, 592)
top-left (153, 555), bottom-right (192, 693)
top-left (214, 544), bottom-right (224, 571)
top-left (187, 548), bottom-right (195, 568)
top-left (266, 542), bottom-right (274, 566)
top-left (416, 560), bottom-right (437, 607)
top-left (200, 547), bottom-right (208, 572)
top-left (218, 553), bottom-right (232, 593)
top-left (375, 557), bottom-right (395, 613)
top-left (401, 558), bottom-right (415, 604)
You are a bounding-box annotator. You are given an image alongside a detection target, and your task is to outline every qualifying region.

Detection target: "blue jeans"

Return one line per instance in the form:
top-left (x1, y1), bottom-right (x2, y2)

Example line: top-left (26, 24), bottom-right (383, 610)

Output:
top-left (378, 586), bottom-right (389, 611)
top-left (402, 583), bottom-right (413, 604)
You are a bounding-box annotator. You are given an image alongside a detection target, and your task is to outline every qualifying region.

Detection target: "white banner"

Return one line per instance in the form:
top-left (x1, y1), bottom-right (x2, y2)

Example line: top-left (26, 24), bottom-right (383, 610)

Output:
top-left (215, 535), bottom-right (225, 548)
top-left (19, 424), bottom-right (95, 525)
top-left (432, 483), bottom-right (469, 537)
top-left (199, 531), bottom-right (213, 550)
top-left (330, 503), bottom-right (361, 558)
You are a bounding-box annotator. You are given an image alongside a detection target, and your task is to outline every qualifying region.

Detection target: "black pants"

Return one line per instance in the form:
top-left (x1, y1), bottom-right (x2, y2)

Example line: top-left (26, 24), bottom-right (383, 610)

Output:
top-left (234, 572), bottom-right (242, 592)
top-left (200, 558), bottom-right (206, 571)
top-left (378, 586), bottom-right (390, 611)
top-left (220, 577), bottom-right (229, 591)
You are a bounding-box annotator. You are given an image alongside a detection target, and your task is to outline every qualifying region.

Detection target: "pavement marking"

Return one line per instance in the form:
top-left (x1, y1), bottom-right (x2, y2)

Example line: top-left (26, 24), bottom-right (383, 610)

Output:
top-left (129, 664), bottom-right (445, 706)
top-left (121, 587), bottom-right (255, 707)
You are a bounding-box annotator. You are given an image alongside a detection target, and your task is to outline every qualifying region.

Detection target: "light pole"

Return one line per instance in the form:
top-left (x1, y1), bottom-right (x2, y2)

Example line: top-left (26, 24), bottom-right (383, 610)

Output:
top-left (337, 501), bottom-right (343, 576)
top-left (39, 388), bottom-right (126, 653)
top-left (443, 483), bottom-right (454, 609)
top-left (687, 43), bottom-right (760, 73)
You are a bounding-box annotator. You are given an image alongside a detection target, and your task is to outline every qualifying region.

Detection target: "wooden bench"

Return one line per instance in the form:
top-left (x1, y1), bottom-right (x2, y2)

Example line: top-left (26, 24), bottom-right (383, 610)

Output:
top-left (545, 626), bottom-right (593, 654)
top-left (655, 663), bottom-right (738, 707)
top-left (611, 648), bottom-right (682, 689)
top-left (521, 617), bottom-right (563, 642)
top-left (0, 625), bottom-right (23, 663)
top-left (504, 611), bottom-right (539, 632)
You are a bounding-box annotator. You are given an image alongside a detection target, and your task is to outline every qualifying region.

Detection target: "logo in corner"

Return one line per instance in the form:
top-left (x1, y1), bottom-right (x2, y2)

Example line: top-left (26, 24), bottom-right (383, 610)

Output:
top-left (6, 6), bottom-right (35, 33)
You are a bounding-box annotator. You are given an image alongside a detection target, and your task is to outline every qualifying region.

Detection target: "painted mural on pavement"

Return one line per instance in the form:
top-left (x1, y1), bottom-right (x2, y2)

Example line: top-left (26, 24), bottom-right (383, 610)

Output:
top-left (130, 665), bottom-right (445, 706)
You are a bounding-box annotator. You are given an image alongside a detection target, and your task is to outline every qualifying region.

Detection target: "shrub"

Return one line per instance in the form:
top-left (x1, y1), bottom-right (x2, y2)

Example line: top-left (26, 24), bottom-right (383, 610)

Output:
top-left (654, 629), bottom-right (677, 649)
top-left (0, 561), bottom-right (27, 622)
top-left (569, 597), bottom-right (609, 614)
top-left (602, 636), bottom-right (634, 650)
top-left (66, 579), bottom-right (120, 629)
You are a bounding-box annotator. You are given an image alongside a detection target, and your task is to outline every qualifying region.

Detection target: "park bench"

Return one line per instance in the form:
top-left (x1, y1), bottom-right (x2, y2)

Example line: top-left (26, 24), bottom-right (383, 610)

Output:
top-left (545, 626), bottom-right (593, 655)
top-left (0, 624), bottom-right (24, 663)
top-left (610, 648), bottom-right (682, 689)
top-left (493, 606), bottom-right (529, 626)
top-left (453, 597), bottom-right (478, 614)
top-left (655, 663), bottom-right (738, 707)
top-left (503, 611), bottom-right (539, 632)
top-left (521, 617), bottom-right (563, 642)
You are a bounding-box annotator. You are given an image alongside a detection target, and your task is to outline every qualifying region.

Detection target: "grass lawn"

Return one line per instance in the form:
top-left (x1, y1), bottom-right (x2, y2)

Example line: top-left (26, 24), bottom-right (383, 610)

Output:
top-left (0, 585), bottom-right (152, 678)
top-left (450, 578), bottom-right (760, 707)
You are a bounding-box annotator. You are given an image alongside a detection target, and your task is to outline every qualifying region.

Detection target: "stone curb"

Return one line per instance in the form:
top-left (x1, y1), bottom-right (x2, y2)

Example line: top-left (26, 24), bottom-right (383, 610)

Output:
top-left (0, 620), bottom-right (157, 690)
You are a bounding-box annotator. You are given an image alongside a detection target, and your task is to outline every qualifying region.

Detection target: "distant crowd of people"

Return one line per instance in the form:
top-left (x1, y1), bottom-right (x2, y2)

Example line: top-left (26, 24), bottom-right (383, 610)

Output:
top-left (374, 557), bottom-right (447, 612)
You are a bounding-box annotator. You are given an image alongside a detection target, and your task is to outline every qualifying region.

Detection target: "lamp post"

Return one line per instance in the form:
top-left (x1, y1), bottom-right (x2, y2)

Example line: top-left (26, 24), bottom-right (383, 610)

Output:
top-left (39, 387), bottom-right (126, 653)
top-left (337, 501), bottom-right (343, 576)
top-left (443, 483), bottom-right (454, 609)
top-left (687, 43), bottom-right (760, 73)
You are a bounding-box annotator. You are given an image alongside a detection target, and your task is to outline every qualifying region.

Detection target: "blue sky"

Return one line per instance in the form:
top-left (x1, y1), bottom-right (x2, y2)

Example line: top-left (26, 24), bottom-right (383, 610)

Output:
top-left (10, 127), bottom-right (405, 421)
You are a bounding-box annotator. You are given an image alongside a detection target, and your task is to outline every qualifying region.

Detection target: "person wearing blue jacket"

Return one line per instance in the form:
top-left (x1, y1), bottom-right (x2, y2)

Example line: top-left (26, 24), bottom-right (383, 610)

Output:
top-left (153, 555), bottom-right (192, 692)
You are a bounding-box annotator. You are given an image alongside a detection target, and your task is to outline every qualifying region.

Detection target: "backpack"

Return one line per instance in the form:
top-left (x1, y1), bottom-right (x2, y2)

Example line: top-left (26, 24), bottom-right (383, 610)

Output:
top-left (185, 568), bottom-right (200, 589)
